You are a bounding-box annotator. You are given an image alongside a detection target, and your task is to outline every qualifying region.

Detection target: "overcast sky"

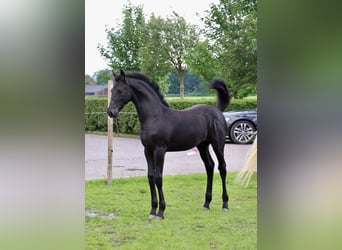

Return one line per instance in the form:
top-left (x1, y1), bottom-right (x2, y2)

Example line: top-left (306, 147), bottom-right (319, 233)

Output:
top-left (85, 0), bottom-right (218, 75)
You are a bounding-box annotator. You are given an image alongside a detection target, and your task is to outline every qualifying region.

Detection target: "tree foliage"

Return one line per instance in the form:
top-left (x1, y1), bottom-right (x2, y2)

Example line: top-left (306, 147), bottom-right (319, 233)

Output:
top-left (201, 0), bottom-right (257, 98)
top-left (92, 69), bottom-right (112, 85)
top-left (98, 6), bottom-right (200, 98)
top-left (98, 3), bottom-right (145, 72)
top-left (85, 74), bottom-right (92, 85)
top-left (184, 39), bottom-right (217, 83)
top-left (168, 72), bottom-right (203, 95)
top-left (97, 0), bottom-right (257, 98)
top-left (139, 13), bottom-right (199, 98)
top-left (139, 14), bottom-right (172, 82)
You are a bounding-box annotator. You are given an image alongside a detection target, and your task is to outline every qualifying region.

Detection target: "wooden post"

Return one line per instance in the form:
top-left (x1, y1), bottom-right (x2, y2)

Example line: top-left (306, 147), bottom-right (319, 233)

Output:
top-left (107, 79), bottom-right (113, 185)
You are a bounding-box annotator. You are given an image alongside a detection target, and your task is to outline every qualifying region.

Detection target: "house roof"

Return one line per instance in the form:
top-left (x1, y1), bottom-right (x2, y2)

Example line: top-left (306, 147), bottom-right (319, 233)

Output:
top-left (85, 85), bottom-right (107, 94)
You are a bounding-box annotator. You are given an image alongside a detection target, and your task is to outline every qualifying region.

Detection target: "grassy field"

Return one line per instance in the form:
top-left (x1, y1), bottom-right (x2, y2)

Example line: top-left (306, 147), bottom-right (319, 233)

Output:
top-left (86, 173), bottom-right (257, 249)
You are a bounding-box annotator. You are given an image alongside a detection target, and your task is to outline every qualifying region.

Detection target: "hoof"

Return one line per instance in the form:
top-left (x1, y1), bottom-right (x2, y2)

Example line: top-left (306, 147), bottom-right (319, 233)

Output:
top-left (202, 206), bottom-right (210, 210)
top-left (148, 214), bottom-right (156, 220)
top-left (222, 207), bottom-right (229, 212)
top-left (155, 215), bottom-right (164, 220)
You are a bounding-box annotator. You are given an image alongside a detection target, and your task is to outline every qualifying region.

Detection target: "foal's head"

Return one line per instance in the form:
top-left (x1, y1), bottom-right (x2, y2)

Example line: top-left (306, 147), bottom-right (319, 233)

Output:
top-left (107, 70), bottom-right (132, 118)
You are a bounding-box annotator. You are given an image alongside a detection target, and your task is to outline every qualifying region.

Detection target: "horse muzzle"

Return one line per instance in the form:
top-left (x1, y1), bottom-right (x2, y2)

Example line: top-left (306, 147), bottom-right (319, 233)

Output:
top-left (107, 108), bottom-right (119, 118)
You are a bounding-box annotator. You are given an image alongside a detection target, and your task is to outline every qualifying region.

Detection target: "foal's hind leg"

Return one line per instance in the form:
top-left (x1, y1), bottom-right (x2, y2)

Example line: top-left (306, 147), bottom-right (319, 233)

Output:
top-left (212, 141), bottom-right (229, 211)
top-left (197, 142), bottom-right (215, 209)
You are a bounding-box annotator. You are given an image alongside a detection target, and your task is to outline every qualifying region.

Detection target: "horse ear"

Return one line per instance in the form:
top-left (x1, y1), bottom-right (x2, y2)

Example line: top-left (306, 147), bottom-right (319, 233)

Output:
top-left (112, 70), bottom-right (116, 79)
top-left (120, 69), bottom-right (126, 81)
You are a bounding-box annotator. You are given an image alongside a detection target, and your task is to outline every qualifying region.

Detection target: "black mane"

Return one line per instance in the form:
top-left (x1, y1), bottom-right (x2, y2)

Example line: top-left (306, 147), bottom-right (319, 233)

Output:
top-left (125, 72), bottom-right (170, 107)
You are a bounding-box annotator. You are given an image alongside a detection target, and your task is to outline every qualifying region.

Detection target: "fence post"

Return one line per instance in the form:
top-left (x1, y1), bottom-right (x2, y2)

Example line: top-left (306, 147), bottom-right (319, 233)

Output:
top-left (107, 79), bottom-right (113, 185)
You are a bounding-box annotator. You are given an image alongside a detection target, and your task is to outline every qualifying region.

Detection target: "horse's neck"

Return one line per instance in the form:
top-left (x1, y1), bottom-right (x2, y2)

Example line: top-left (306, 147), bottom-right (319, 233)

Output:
top-left (129, 80), bottom-right (167, 124)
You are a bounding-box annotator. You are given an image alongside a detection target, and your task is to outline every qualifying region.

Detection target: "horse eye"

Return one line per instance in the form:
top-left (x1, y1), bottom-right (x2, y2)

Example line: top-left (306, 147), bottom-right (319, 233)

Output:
top-left (117, 89), bottom-right (122, 95)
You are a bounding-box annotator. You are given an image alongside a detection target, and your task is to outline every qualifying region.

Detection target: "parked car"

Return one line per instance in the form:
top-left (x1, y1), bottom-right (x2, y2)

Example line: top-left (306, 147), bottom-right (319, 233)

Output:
top-left (223, 109), bottom-right (257, 144)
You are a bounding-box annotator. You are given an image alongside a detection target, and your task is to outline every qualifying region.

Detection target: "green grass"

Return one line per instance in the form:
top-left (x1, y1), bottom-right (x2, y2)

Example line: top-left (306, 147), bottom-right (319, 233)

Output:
top-left (86, 173), bottom-right (257, 250)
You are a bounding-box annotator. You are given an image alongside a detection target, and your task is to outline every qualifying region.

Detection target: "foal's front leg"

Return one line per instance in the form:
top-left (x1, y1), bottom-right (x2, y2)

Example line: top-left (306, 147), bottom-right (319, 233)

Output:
top-left (145, 147), bottom-right (167, 219)
top-left (154, 147), bottom-right (166, 219)
top-left (145, 148), bottom-right (158, 219)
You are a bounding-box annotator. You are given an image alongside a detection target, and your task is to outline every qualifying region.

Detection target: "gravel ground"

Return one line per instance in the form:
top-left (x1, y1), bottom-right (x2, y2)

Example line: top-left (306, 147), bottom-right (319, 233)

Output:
top-left (85, 133), bottom-right (252, 180)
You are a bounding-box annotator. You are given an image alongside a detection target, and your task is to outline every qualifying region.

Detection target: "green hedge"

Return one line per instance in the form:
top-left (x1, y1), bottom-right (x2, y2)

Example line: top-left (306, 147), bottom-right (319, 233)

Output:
top-left (85, 97), bottom-right (257, 134)
top-left (85, 98), bottom-right (139, 133)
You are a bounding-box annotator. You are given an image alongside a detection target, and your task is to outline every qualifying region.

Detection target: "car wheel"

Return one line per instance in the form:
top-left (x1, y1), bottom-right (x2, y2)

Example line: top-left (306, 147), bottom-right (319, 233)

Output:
top-left (230, 120), bottom-right (256, 144)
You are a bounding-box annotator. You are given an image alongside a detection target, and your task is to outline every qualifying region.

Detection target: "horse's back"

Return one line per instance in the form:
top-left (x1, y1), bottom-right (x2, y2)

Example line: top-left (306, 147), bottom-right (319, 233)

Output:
top-left (185, 104), bottom-right (226, 124)
top-left (167, 104), bottom-right (226, 148)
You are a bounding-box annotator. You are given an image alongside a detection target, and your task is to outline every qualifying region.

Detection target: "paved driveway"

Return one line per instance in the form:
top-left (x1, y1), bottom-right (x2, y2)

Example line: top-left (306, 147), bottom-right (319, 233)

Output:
top-left (85, 134), bottom-right (253, 180)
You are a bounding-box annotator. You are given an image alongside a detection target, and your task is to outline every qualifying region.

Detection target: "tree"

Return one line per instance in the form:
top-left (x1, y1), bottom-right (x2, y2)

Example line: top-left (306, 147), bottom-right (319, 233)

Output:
top-left (163, 13), bottom-right (199, 98)
top-left (184, 72), bottom-right (202, 93)
top-left (202, 0), bottom-right (257, 98)
top-left (98, 3), bottom-right (145, 72)
top-left (139, 14), bottom-right (172, 82)
top-left (158, 74), bottom-right (171, 95)
top-left (185, 39), bottom-right (218, 83)
top-left (139, 12), bottom-right (199, 98)
top-left (85, 74), bottom-right (92, 85)
top-left (92, 69), bottom-right (112, 85)
top-left (167, 71), bottom-right (202, 95)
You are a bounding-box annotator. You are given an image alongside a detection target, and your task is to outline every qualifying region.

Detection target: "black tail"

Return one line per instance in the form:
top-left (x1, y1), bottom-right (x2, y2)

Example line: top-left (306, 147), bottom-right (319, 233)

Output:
top-left (209, 78), bottom-right (230, 111)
